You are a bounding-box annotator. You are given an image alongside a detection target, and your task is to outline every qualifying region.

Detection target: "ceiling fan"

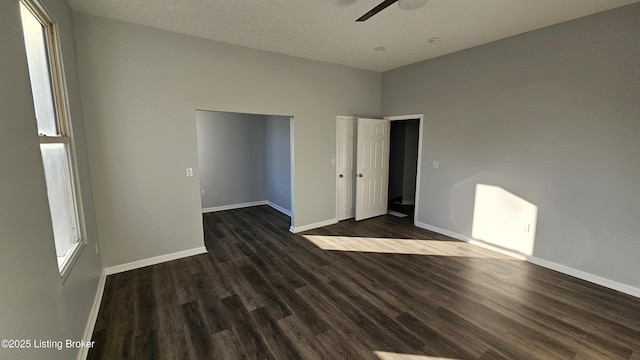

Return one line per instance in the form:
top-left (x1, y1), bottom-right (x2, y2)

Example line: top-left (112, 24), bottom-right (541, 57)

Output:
top-left (357, 0), bottom-right (428, 22)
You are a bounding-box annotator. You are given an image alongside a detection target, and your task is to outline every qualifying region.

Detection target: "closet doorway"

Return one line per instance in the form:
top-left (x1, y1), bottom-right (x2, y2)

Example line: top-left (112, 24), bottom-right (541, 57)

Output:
top-left (387, 118), bottom-right (420, 218)
top-left (336, 114), bottom-right (423, 223)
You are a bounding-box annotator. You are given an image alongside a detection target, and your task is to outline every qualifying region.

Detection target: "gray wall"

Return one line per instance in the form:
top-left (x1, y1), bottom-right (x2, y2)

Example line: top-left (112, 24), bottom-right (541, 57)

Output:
top-left (265, 115), bottom-right (292, 212)
top-left (197, 111), bottom-right (267, 209)
top-left (0, 0), bottom-right (102, 358)
top-left (382, 4), bottom-right (640, 288)
top-left (73, 14), bottom-right (380, 266)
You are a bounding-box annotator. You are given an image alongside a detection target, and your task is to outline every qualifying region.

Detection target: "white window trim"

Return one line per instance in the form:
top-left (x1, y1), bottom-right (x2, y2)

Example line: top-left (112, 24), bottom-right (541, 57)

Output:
top-left (21, 0), bottom-right (87, 280)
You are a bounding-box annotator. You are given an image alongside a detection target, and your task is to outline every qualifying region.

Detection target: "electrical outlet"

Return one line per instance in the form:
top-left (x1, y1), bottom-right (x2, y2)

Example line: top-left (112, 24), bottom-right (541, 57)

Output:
top-left (95, 243), bottom-right (99, 254)
top-left (186, 168), bottom-right (193, 177)
top-left (432, 160), bottom-right (440, 168)
top-left (280, 189), bottom-right (284, 196)
top-left (201, 190), bottom-right (206, 196)
top-left (523, 224), bottom-right (530, 233)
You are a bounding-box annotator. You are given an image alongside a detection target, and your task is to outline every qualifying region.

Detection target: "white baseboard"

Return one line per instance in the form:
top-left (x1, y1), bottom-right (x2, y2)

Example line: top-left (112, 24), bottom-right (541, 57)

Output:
top-left (104, 247), bottom-right (208, 275)
top-left (416, 221), bottom-right (528, 261)
top-left (202, 201), bottom-right (291, 217)
top-left (267, 201), bottom-right (292, 217)
top-left (414, 221), bottom-right (640, 299)
top-left (290, 218), bottom-right (338, 233)
top-left (415, 221), bottom-right (474, 243)
top-left (202, 201), bottom-right (267, 213)
top-left (76, 269), bottom-right (106, 360)
top-left (527, 256), bottom-right (640, 298)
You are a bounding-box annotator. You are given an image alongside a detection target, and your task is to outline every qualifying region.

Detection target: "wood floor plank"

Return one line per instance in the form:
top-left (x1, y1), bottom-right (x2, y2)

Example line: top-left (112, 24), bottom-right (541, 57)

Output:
top-left (239, 265), bottom-right (293, 320)
top-left (276, 315), bottom-right (336, 360)
top-left (209, 329), bottom-right (246, 360)
top-left (320, 263), bottom-right (400, 318)
top-left (100, 273), bottom-right (136, 359)
top-left (250, 306), bottom-right (301, 358)
top-left (296, 283), bottom-right (415, 355)
top-left (134, 330), bottom-right (159, 360)
top-left (181, 301), bottom-right (214, 359)
top-left (155, 329), bottom-right (190, 360)
top-left (219, 294), bottom-right (272, 359)
top-left (192, 255), bottom-right (234, 300)
top-left (327, 280), bottom-right (425, 351)
top-left (395, 311), bottom-right (485, 359)
top-left (478, 348), bottom-right (512, 360)
top-left (133, 268), bottom-right (158, 337)
top-left (315, 330), bottom-right (378, 360)
top-left (219, 264), bottom-right (266, 311)
top-left (231, 227), bottom-right (308, 290)
top-left (88, 205), bottom-right (640, 360)
top-left (169, 259), bottom-right (198, 305)
top-left (86, 329), bottom-right (105, 360)
top-left (91, 276), bottom-right (117, 333)
top-left (191, 271), bottom-right (228, 334)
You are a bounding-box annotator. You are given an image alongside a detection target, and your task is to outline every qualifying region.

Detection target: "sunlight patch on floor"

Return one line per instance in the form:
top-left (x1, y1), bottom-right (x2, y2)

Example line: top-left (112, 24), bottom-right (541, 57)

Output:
top-left (374, 351), bottom-right (459, 360)
top-left (303, 235), bottom-right (509, 258)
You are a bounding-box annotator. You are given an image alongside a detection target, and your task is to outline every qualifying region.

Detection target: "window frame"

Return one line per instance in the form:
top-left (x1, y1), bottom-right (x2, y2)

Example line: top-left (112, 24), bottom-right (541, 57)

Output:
top-left (20, 0), bottom-right (87, 279)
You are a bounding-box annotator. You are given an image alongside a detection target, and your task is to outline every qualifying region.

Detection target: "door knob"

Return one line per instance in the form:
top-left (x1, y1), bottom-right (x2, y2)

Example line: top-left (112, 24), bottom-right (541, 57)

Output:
top-left (339, 174), bottom-right (343, 178)
top-left (358, 174), bottom-right (363, 177)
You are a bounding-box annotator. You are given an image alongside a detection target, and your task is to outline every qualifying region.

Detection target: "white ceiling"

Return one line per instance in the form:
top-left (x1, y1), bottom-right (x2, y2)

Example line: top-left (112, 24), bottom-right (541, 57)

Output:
top-left (66, 0), bottom-right (639, 72)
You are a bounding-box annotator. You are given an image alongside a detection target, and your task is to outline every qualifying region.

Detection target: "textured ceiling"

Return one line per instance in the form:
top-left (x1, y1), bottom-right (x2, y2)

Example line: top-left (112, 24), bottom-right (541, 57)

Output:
top-left (66, 0), bottom-right (639, 72)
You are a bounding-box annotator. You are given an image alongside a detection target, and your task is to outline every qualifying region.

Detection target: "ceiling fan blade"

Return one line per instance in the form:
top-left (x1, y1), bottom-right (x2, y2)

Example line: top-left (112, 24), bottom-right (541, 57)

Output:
top-left (356, 0), bottom-right (398, 22)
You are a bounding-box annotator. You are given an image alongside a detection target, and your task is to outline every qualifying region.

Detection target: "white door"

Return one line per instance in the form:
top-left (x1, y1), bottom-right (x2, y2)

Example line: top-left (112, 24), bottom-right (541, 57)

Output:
top-left (337, 117), bottom-right (356, 220)
top-left (355, 118), bottom-right (390, 221)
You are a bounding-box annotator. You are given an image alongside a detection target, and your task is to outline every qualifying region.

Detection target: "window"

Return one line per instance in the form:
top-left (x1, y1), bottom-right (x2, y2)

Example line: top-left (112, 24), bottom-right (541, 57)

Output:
top-left (20, 0), bottom-right (84, 276)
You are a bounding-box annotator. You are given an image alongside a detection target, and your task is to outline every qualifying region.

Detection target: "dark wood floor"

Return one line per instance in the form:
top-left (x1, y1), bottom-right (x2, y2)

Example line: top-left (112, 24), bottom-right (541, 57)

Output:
top-left (88, 206), bottom-right (640, 359)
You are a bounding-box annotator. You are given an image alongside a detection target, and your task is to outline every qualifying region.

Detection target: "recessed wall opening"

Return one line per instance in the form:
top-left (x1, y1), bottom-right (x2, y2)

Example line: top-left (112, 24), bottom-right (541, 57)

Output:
top-left (387, 118), bottom-right (420, 219)
top-left (195, 110), bottom-right (294, 229)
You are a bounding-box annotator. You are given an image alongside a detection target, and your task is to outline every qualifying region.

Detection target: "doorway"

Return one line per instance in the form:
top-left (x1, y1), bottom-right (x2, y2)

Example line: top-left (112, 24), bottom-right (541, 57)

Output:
top-left (336, 114), bottom-right (424, 224)
top-left (387, 118), bottom-right (420, 219)
top-left (196, 110), bottom-right (295, 229)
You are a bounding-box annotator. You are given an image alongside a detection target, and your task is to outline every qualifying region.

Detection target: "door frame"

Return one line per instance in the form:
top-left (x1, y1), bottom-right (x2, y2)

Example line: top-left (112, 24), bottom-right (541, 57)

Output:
top-left (385, 114), bottom-right (424, 226)
top-left (288, 116), bottom-right (296, 231)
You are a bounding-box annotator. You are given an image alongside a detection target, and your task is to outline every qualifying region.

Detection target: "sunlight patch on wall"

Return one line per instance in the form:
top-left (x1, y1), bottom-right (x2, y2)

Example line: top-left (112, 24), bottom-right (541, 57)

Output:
top-left (374, 351), bottom-right (459, 360)
top-left (303, 235), bottom-right (508, 258)
top-left (472, 184), bottom-right (538, 256)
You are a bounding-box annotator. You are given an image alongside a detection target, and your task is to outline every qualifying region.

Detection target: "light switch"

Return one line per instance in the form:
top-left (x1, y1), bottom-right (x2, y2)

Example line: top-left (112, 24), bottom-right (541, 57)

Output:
top-left (186, 168), bottom-right (193, 177)
top-left (331, 158), bottom-right (336, 166)
top-left (432, 161), bottom-right (440, 168)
